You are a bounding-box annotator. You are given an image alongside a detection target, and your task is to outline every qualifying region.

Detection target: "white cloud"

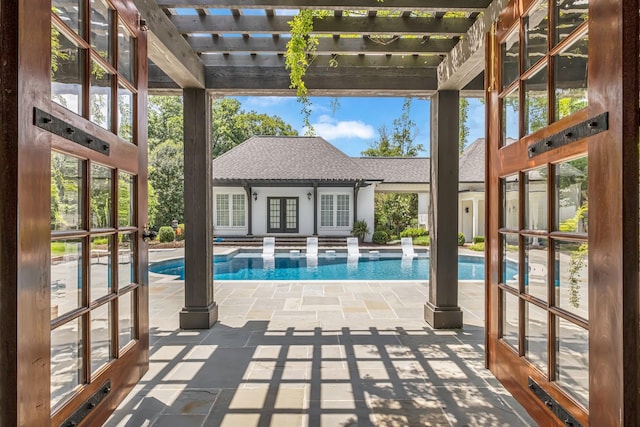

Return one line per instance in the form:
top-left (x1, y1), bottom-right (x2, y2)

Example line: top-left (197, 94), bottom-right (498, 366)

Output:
top-left (311, 115), bottom-right (375, 140)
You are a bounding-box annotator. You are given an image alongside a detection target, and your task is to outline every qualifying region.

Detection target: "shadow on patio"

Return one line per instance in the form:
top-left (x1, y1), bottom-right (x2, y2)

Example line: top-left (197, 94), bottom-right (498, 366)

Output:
top-left (106, 274), bottom-right (534, 427)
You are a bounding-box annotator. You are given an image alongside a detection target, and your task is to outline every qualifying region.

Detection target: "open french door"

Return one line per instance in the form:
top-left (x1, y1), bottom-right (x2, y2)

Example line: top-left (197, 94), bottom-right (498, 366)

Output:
top-left (486, 0), bottom-right (639, 425)
top-left (49, 0), bottom-right (149, 424)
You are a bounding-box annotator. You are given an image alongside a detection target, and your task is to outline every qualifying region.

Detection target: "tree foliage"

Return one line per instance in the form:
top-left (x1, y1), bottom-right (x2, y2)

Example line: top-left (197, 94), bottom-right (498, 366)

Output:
top-left (361, 98), bottom-right (421, 235)
top-left (211, 98), bottom-right (298, 158)
top-left (146, 96), bottom-right (297, 227)
top-left (149, 140), bottom-right (184, 227)
top-left (361, 98), bottom-right (423, 157)
top-left (459, 97), bottom-right (469, 155)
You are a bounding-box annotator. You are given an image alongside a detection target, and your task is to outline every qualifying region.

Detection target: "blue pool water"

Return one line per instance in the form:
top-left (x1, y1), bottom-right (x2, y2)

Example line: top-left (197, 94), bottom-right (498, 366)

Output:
top-left (150, 253), bottom-right (507, 281)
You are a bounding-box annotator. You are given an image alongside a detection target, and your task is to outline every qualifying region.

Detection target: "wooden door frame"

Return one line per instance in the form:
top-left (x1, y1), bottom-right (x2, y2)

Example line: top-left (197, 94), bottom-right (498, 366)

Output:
top-left (485, 0), bottom-right (639, 425)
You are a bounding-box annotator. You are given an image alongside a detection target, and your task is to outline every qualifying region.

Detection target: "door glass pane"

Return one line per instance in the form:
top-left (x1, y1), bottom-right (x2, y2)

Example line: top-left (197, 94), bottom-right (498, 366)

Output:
top-left (502, 88), bottom-right (519, 146)
top-left (525, 0), bottom-right (548, 70)
top-left (321, 195), bottom-right (333, 227)
top-left (556, 156), bottom-right (588, 233)
top-left (525, 167), bottom-right (548, 230)
top-left (554, 240), bottom-right (588, 320)
top-left (501, 29), bottom-right (520, 90)
top-left (525, 302), bottom-right (548, 373)
top-left (502, 233), bottom-right (519, 288)
top-left (53, 0), bottom-right (83, 35)
top-left (502, 175), bottom-right (519, 229)
top-left (336, 194), bottom-right (350, 227)
top-left (51, 27), bottom-right (85, 115)
top-left (555, 0), bottom-right (588, 44)
top-left (556, 317), bottom-right (589, 408)
top-left (118, 172), bottom-right (134, 227)
top-left (119, 290), bottom-right (135, 350)
top-left (90, 60), bottom-right (113, 130)
top-left (524, 64), bottom-right (548, 135)
top-left (91, 163), bottom-right (113, 229)
top-left (525, 236), bottom-right (548, 301)
top-left (118, 234), bottom-right (135, 288)
top-left (117, 85), bottom-right (134, 143)
top-left (90, 0), bottom-right (113, 62)
top-left (90, 235), bottom-right (113, 301)
top-left (216, 194), bottom-right (229, 226)
top-left (51, 318), bottom-right (83, 409)
top-left (118, 19), bottom-right (135, 83)
top-left (554, 32), bottom-right (588, 121)
top-left (501, 290), bottom-right (519, 350)
top-left (286, 199), bottom-right (297, 229)
top-left (91, 303), bottom-right (112, 375)
top-left (51, 239), bottom-right (83, 320)
top-left (269, 199), bottom-right (281, 229)
top-left (51, 152), bottom-right (84, 231)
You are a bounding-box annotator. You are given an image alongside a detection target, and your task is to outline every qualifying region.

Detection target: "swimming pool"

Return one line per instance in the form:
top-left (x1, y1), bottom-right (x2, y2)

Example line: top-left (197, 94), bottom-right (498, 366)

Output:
top-left (150, 252), bottom-right (506, 281)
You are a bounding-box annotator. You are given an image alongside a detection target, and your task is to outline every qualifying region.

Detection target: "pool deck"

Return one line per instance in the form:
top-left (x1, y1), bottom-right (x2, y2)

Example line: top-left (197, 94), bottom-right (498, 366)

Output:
top-left (105, 246), bottom-right (535, 427)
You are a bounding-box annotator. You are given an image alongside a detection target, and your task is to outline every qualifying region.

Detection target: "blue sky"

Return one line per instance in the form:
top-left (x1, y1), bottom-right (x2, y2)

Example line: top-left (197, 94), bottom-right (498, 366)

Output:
top-left (233, 96), bottom-right (486, 157)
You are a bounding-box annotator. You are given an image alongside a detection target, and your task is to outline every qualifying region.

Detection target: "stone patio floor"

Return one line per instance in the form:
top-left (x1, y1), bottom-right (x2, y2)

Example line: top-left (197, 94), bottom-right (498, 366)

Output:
top-left (105, 247), bottom-right (535, 427)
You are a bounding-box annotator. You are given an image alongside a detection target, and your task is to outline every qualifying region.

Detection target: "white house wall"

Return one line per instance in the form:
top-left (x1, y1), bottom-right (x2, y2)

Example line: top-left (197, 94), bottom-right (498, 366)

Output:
top-left (357, 184), bottom-right (375, 242)
top-left (418, 192), bottom-right (430, 230)
top-left (251, 187), bottom-right (316, 236)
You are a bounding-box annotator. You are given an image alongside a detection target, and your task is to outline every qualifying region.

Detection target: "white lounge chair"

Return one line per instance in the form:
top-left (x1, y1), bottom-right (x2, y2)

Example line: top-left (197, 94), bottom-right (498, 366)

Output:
top-left (401, 237), bottom-right (417, 258)
top-left (262, 237), bottom-right (275, 258)
top-left (346, 237), bottom-right (360, 257)
top-left (306, 237), bottom-right (318, 258)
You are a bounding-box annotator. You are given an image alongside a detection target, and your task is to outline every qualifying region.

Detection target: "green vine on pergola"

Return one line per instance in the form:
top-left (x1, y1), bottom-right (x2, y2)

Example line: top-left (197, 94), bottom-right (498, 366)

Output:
top-left (285, 8), bottom-right (467, 134)
top-left (284, 9), bottom-right (329, 135)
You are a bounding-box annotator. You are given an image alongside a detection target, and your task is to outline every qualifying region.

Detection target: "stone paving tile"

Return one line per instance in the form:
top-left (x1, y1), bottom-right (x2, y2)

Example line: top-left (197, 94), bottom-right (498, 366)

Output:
top-left (106, 262), bottom-right (536, 427)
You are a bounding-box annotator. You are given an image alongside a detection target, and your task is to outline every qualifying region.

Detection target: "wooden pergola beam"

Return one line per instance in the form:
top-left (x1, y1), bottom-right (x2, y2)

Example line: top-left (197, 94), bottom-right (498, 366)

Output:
top-left (132, 0), bottom-right (205, 88)
top-left (200, 54), bottom-right (443, 68)
top-left (158, 0), bottom-right (491, 11)
top-left (169, 15), bottom-right (475, 36)
top-left (437, 0), bottom-right (507, 90)
top-left (186, 36), bottom-right (458, 55)
top-left (204, 66), bottom-right (438, 95)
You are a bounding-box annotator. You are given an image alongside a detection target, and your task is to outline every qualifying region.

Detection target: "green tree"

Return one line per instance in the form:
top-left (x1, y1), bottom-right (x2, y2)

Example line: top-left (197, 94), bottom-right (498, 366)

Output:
top-left (459, 97), bottom-right (469, 155)
top-left (361, 98), bottom-right (421, 235)
top-left (148, 96), bottom-right (184, 152)
top-left (149, 141), bottom-right (184, 227)
top-left (211, 98), bottom-right (298, 158)
top-left (362, 98), bottom-right (423, 157)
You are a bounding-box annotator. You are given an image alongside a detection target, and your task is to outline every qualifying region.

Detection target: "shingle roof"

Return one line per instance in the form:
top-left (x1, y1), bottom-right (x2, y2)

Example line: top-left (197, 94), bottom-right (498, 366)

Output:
top-left (459, 138), bottom-right (485, 183)
top-left (352, 157), bottom-right (430, 184)
top-left (213, 136), bottom-right (489, 185)
top-left (212, 136), bottom-right (374, 182)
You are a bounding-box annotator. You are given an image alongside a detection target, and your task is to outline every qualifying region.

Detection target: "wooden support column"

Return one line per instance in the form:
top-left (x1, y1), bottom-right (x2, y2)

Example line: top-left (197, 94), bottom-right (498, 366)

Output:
top-left (244, 185), bottom-right (253, 235)
top-left (180, 88), bottom-right (218, 329)
top-left (353, 183), bottom-right (360, 224)
top-left (425, 90), bottom-right (463, 329)
top-left (313, 184), bottom-right (318, 236)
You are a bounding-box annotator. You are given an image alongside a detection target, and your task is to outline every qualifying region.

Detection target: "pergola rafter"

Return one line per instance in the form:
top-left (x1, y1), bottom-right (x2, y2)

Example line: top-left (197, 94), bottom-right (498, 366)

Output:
top-left (135, 0), bottom-right (498, 96)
